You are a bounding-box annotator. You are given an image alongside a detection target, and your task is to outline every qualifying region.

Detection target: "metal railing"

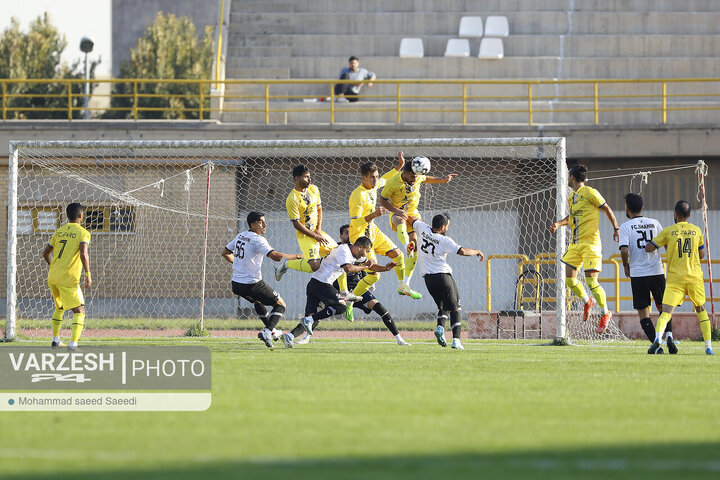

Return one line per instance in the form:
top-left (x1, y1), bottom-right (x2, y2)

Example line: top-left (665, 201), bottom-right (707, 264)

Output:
top-left (2, 77), bottom-right (720, 124)
top-left (486, 252), bottom-right (720, 313)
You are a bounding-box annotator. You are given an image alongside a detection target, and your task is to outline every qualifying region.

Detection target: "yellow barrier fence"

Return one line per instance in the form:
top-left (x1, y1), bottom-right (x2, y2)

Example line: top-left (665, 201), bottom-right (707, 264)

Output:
top-left (2, 77), bottom-right (720, 124)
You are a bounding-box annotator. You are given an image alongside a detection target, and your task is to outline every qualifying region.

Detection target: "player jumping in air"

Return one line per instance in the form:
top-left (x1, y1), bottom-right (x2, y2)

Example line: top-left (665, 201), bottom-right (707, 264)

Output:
top-left (413, 213), bottom-right (484, 350)
top-left (550, 165), bottom-right (620, 334)
top-left (282, 236), bottom-right (395, 348)
top-left (619, 193), bottom-right (675, 354)
top-left (646, 200), bottom-right (715, 355)
top-left (380, 152), bottom-right (457, 299)
top-left (344, 158), bottom-right (407, 321)
top-left (41, 203), bottom-right (92, 351)
top-left (275, 164), bottom-right (360, 303)
top-left (221, 211), bottom-right (302, 350)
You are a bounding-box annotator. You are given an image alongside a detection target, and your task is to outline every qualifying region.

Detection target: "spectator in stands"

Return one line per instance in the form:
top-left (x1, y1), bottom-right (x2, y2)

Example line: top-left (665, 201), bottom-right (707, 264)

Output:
top-left (334, 56), bottom-right (376, 103)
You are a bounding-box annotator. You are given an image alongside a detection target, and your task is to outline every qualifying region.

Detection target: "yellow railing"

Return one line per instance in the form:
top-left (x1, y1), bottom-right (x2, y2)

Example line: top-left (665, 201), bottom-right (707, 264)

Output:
top-left (2, 77), bottom-right (720, 124)
top-left (487, 253), bottom-right (720, 313)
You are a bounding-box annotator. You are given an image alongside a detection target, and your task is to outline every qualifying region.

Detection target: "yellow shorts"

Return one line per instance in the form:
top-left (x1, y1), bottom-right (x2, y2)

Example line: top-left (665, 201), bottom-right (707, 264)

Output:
top-left (662, 282), bottom-right (706, 307)
top-left (296, 231), bottom-right (337, 261)
top-left (389, 211), bottom-right (420, 234)
top-left (350, 224), bottom-right (398, 262)
top-left (49, 282), bottom-right (84, 310)
top-left (561, 243), bottom-right (602, 272)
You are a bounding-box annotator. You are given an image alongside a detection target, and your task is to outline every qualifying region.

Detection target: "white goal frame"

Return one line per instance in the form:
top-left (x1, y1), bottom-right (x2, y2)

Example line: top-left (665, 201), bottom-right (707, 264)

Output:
top-left (5, 138), bottom-right (568, 341)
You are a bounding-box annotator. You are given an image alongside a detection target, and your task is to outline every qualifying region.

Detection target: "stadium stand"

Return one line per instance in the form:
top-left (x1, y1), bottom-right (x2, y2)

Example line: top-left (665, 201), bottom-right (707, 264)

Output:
top-left (458, 16), bottom-right (484, 37)
top-left (478, 38), bottom-right (504, 59)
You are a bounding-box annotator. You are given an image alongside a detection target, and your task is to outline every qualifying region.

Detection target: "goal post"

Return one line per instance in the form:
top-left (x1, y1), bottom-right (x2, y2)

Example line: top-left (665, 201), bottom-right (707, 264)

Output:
top-left (5, 138), bottom-right (571, 341)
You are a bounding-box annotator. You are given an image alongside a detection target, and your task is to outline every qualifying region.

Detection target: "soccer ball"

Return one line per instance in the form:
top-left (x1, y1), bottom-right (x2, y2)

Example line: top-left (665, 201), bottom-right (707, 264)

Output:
top-left (271, 328), bottom-right (283, 341)
top-left (411, 156), bottom-right (431, 175)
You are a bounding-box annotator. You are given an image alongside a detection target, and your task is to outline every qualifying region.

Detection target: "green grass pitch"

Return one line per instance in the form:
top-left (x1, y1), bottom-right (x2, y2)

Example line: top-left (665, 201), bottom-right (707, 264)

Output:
top-left (2, 337), bottom-right (720, 479)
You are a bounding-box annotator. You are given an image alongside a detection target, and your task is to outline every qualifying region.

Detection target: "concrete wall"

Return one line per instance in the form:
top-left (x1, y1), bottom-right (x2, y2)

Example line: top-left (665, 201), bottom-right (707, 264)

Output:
top-left (112, 0), bottom-right (219, 76)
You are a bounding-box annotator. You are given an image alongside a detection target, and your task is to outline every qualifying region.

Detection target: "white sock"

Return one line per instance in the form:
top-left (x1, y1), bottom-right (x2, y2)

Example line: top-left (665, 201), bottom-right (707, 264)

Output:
top-left (303, 316), bottom-right (313, 323)
top-left (580, 294), bottom-right (590, 304)
top-left (601, 305), bottom-right (609, 315)
top-left (403, 277), bottom-right (412, 286)
top-left (706, 340), bottom-right (712, 348)
top-left (665, 332), bottom-right (673, 340)
top-left (53, 336), bottom-right (60, 343)
top-left (69, 341), bottom-right (77, 347)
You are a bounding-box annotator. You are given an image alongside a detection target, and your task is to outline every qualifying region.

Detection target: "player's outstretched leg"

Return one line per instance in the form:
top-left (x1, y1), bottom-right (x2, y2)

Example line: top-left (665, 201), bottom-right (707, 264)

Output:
top-left (345, 274), bottom-right (380, 322)
top-left (566, 276), bottom-right (594, 321)
top-left (697, 308), bottom-right (715, 355)
top-left (370, 301), bottom-right (409, 346)
top-left (586, 275), bottom-right (612, 333)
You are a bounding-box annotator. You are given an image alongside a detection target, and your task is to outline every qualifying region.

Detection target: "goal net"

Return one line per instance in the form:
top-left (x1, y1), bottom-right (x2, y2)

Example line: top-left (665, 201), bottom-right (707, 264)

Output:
top-left (6, 138), bottom-right (591, 341)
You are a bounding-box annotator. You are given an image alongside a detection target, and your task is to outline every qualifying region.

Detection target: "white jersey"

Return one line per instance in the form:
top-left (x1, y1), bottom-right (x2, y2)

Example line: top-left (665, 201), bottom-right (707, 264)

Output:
top-left (312, 243), bottom-right (356, 285)
top-left (618, 216), bottom-right (664, 277)
top-left (225, 230), bottom-right (273, 284)
top-left (414, 220), bottom-right (462, 276)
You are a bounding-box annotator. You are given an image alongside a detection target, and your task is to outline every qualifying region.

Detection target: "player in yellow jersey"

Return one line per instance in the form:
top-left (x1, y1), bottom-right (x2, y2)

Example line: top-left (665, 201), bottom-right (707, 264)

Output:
top-left (645, 200), bottom-right (715, 355)
top-left (343, 158), bottom-right (406, 321)
top-left (41, 203), bottom-right (92, 351)
top-left (550, 165), bottom-right (620, 334)
top-left (275, 164), bottom-right (360, 302)
top-left (380, 152), bottom-right (457, 298)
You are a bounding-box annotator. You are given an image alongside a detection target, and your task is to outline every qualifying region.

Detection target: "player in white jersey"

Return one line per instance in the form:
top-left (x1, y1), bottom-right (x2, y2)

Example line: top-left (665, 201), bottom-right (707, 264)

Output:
top-left (618, 194), bottom-right (675, 353)
top-left (282, 236), bottom-right (396, 348)
top-left (221, 211), bottom-right (302, 349)
top-left (413, 213), bottom-right (485, 349)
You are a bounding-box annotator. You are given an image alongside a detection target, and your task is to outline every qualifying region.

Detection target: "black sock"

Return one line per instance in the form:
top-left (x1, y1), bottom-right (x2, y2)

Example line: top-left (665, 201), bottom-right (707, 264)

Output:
top-left (373, 303), bottom-right (399, 336)
top-left (254, 302), bottom-right (269, 328)
top-left (267, 304), bottom-right (286, 330)
top-left (665, 318), bottom-right (673, 335)
top-left (450, 310), bottom-right (462, 338)
top-left (437, 310), bottom-right (448, 328)
top-left (639, 317), bottom-right (655, 342)
top-left (312, 304), bottom-right (342, 322)
top-left (290, 323), bottom-right (305, 337)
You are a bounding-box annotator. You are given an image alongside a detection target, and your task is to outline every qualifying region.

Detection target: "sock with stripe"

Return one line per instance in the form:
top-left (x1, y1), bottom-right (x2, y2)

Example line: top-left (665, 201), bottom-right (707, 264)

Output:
top-left (70, 312), bottom-right (85, 343)
top-left (352, 273), bottom-right (379, 297)
top-left (254, 303), bottom-right (269, 328)
top-left (287, 259), bottom-right (314, 273)
top-left (450, 310), bottom-right (462, 338)
top-left (267, 304), bottom-right (286, 330)
top-left (655, 312), bottom-right (672, 343)
top-left (51, 308), bottom-right (64, 341)
top-left (566, 277), bottom-right (589, 304)
top-left (698, 310), bottom-right (712, 347)
top-left (586, 276), bottom-right (608, 314)
top-left (392, 252), bottom-right (405, 282)
top-left (373, 303), bottom-right (399, 336)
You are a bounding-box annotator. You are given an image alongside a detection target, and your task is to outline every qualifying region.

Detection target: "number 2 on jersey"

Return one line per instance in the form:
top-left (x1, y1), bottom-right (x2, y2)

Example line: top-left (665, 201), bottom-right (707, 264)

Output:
top-left (420, 238), bottom-right (435, 256)
top-left (676, 237), bottom-right (692, 258)
top-left (635, 229), bottom-right (654, 249)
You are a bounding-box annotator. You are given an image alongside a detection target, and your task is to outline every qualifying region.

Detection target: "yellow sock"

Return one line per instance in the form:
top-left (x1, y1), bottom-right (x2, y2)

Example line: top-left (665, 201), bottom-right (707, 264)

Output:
top-left (656, 312), bottom-right (672, 339)
top-left (566, 277), bottom-right (588, 303)
top-left (404, 253), bottom-right (417, 283)
top-left (393, 252), bottom-right (405, 282)
top-left (51, 309), bottom-right (64, 337)
top-left (337, 272), bottom-right (348, 292)
top-left (352, 273), bottom-right (379, 297)
top-left (71, 313), bottom-right (85, 343)
top-left (396, 222), bottom-right (410, 247)
top-left (586, 277), bottom-right (607, 310)
top-left (698, 310), bottom-right (712, 341)
top-left (287, 259), bottom-right (314, 273)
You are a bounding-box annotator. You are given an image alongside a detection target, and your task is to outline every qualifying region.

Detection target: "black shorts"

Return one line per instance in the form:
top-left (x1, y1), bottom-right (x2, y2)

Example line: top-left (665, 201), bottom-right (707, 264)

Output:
top-left (423, 273), bottom-right (461, 312)
top-left (630, 274), bottom-right (666, 310)
top-left (232, 280), bottom-right (279, 306)
top-left (305, 278), bottom-right (345, 316)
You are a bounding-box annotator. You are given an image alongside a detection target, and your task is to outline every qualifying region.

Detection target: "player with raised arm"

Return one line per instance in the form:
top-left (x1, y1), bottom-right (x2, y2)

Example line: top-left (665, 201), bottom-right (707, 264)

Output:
top-left (275, 164), bottom-right (360, 303)
top-left (282, 236), bottom-right (395, 348)
top-left (619, 193), bottom-right (675, 354)
top-left (221, 211), bottom-right (302, 350)
top-left (414, 213), bottom-right (484, 350)
top-left (550, 165), bottom-right (620, 334)
top-left (41, 202), bottom-right (92, 351)
top-left (646, 200), bottom-right (715, 355)
top-left (380, 152), bottom-right (457, 299)
top-left (344, 158), bottom-right (407, 322)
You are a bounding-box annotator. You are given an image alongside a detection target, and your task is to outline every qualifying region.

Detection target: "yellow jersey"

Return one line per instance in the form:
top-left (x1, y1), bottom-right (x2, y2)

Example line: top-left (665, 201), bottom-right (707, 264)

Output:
top-left (348, 169), bottom-right (398, 240)
top-left (286, 184), bottom-right (321, 238)
top-left (48, 222), bottom-right (91, 286)
top-left (651, 221), bottom-right (705, 284)
top-left (380, 170), bottom-right (427, 215)
top-left (568, 185), bottom-right (606, 245)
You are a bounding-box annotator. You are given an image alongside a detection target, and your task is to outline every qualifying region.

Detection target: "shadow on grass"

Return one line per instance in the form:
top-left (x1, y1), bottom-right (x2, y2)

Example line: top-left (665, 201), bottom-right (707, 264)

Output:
top-left (6, 443), bottom-right (720, 480)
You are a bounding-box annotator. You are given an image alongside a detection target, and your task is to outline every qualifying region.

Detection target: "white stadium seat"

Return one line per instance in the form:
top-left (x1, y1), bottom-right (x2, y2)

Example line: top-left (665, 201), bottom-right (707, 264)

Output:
top-left (478, 38), bottom-right (504, 59)
top-left (444, 39), bottom-right (470, 57)
top-left (399, 37), bottom-right (424, 58)
top-left (484, 16), bottom-right (509, 37)
top-left (458, 16), bottom-right (483, 37)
